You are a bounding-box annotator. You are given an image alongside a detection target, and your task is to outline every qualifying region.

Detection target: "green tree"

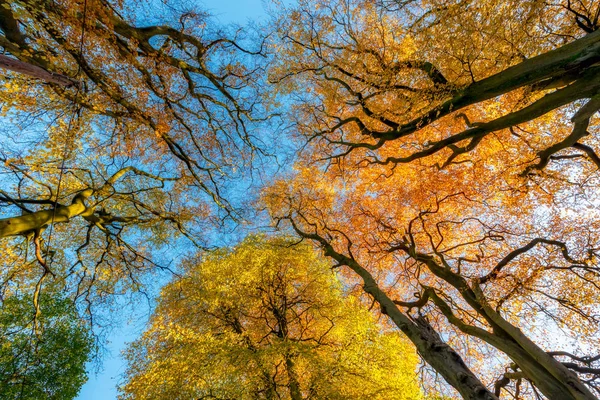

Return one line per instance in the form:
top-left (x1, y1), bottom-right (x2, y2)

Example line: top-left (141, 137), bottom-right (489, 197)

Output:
top-left (119, 236), bottom-right (422, 400)
top-left (0, 292), bottom-right (94, 399)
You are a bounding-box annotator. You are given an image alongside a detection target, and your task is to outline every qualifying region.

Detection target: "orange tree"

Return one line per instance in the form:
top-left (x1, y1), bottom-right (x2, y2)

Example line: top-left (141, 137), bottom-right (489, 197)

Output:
top-left (0, 0), bottom-right (269, 214)
top-left (265, 0), bottom-right (600, 399)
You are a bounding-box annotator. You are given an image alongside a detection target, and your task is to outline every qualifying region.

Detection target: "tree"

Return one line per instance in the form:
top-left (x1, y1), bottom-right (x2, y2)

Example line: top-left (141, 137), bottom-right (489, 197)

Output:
top-left (0, 0), bottom-right (269, 214)
top-left (119, 236), bottom-right (422, 400)
top-left (266, 0), bottom-right (600, 399)
top-left (0, 0), bottom-right (267, 208)
top-left (0, 291), bottom-right (94, 399)
top-left (0, 0), bottom-right (270, 314)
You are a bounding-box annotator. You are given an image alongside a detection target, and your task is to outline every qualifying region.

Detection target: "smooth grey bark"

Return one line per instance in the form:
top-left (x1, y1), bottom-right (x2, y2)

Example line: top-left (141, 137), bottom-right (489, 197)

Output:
top-left (407, 244), bottom-right (598, 400)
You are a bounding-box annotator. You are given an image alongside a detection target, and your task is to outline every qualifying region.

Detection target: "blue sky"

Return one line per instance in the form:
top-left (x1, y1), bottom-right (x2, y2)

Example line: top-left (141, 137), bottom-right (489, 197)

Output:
top-left (75, 1), bottom-right (267, 398)
top-left (201, 0), bottom-right (268, 23)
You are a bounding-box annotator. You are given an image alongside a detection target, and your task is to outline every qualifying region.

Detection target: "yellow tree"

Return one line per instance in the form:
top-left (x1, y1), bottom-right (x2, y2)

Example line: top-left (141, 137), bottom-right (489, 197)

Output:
top-left (119, 236), bottom-right (422, 400)
top-left (266, 0), bottom-right (600, 399)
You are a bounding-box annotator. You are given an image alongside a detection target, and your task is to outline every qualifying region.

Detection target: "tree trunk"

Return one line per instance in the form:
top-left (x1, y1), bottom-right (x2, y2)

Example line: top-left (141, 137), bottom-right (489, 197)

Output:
top-left (374, 287), bottom-right (498, 400)
top-left (0, 54), bottom-right (79, 87)
top-left (318, 243), bottom-right (498, 399)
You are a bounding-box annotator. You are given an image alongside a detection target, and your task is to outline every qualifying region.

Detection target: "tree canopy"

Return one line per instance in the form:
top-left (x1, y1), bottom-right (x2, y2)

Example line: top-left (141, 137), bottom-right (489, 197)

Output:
top-left (1, 0), bottom-right (600, 399)
top-left (119, 236), bottom-right (421, 400)
top-left (265, 0), bottom-right (600, 398)
top-left (0, 292), bottom-right (93, 399)
top-left (0, 0), bottom-right (270, 317)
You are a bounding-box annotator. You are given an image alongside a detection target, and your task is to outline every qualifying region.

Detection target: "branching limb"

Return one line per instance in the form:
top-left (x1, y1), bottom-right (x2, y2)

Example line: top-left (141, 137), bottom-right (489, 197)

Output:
top-left (524, 96), bottom-right (600, 174)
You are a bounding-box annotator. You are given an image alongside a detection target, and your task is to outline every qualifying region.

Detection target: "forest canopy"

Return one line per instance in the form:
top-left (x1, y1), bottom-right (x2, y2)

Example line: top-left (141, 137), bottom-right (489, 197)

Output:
top-left (1, 0), bottom-right (600, 399)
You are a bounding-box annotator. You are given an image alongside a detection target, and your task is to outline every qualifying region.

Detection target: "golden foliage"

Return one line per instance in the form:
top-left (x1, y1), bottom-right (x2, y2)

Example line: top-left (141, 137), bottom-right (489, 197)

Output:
top-left (120, 236), bottom-right (421, 400)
